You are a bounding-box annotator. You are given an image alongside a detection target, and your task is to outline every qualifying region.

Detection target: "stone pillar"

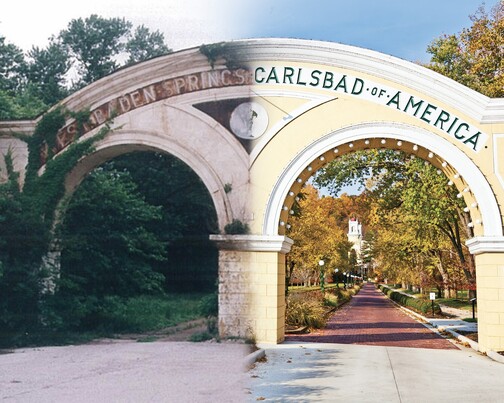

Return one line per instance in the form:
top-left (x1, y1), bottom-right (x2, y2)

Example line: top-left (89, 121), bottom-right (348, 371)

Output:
top-left (467, 237), bottom-right (504, 353)
top-left (210, 235), bottom-right (293, 343)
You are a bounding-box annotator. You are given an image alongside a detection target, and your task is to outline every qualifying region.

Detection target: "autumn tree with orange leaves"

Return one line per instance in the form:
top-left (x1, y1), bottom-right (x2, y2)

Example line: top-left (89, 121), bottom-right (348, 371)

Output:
top-left (426, 1), bottom-right (504, 97)
top-left (287, 186), bottom-right (354, 287)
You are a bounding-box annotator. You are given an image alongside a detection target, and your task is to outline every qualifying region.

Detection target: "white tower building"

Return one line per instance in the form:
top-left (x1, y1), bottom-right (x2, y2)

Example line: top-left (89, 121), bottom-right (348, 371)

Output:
top-left (347, 218), bottom-right (363, 257)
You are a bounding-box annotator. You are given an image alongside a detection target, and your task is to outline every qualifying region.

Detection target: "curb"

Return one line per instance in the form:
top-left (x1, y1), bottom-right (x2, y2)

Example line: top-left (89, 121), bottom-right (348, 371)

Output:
top-left (487, 350), bottom-right (504, 364)
top-left (436, 325), bottom-right (479, 351)
top-left (244, 348), bottom-right (265, 368)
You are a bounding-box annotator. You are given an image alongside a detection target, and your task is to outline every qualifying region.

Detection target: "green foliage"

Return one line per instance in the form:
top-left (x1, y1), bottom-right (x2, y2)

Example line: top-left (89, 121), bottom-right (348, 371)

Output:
top-left (25, 41), bottom-right (70, 105)
top-left (0, 36), bottom-right (26, 93)
top-left (224, 183), bottom-right (232, 193)
top-left (224, 219), bottom-right (250, 235)
top-left (40, 151), bottom-right (219, 335)
top-left (0, 108), bottom-right (108, 346)
top-left (41, 293), bottom-right (208, 337)
top-left (0, 15), bottom-right (173, 120)
top-left (0, 87), bottom-right (48, 119)
top-left (199, 42), bottom-right (246, 69)
top-left (462, 318), bottom-right (477, 323)
top-left (286, 293), bottom-right (327, 328)
top-left (60, 15), bottom-right (133, 85)
top-left (314, 149), bottom-right (475, 290)
top-left (58, 15), bottom-right (173, 88)
top-left (92, 296), bottom-right (170, 333)
top-left (59, 168), bottom-right (167, 298)
top-left (126, 25), bottom-right (172, 64)
top-left (323, 287), bottom-right (359, 307)
top-left (379, 285), bottom-right (441, 315)
top-left (189, 331), bottom-right (214, 342)
top-left (199, 292), bottom-right (218, 317)
top-left (425, 3), bottom-right (504, 97)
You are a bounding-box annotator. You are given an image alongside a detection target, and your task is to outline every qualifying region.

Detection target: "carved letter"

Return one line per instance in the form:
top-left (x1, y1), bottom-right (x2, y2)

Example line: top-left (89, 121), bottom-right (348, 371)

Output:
top-left (119, 96), bottom-right (131, 113)
top-left (143, 85), bottom-right (157, 103)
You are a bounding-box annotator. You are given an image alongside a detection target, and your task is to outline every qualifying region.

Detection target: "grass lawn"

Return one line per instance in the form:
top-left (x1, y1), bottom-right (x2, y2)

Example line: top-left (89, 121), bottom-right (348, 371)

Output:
top-left (394, 287), bottom-right (475, 311)
top-left (91, 292), bottom-right (214, 334)
top-left (1, 292), bottom-right (214, 349)
top-left (289, 283), bottom-right (348, 293)
top-left (435, 298), bottom-right (475, 311)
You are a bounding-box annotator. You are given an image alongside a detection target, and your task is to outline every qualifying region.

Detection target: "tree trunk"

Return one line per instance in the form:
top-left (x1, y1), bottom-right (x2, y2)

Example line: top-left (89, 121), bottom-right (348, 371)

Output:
top-left (434, 250), bottom-right (450, 298)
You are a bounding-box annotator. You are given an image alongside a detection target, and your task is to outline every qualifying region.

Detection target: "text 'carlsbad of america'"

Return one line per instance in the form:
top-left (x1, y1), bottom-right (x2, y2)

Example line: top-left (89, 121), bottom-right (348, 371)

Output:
top-left (254, 66), bottom-right (487, 152)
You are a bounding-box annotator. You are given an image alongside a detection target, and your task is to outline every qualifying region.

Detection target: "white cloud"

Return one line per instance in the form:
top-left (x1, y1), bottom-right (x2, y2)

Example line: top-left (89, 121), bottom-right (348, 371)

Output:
top-left (1, 0), bottom-right (242, 51)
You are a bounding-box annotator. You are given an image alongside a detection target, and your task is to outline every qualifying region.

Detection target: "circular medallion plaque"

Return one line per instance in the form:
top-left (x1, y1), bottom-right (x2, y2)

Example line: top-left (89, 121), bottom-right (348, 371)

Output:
top-left (229, 101), bottom-right (268, 140)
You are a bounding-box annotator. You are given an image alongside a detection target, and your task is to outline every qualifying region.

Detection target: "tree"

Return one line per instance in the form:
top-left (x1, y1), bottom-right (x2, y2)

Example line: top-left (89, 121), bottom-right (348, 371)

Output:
top-left (59, 15), bottom-right (133, 86)
top-left (315, 150), bottom-right (475, 294)
top-left (126, 25), bottom-right (172, 65)
top-left (25, 40), bottom-right (70, 105)
top-left (102, 152), bottom-right (219, 292)
top-left (0, 153), bottom-right (47, 340)
top-left (287, 186), bottom-right (351, 286)
top-left (60, 167), bottom-right (167, 298)
top-left (0, 36), bottom-right (25, 94)
top-left (0, 36), bottom-right (44, 119)
top-left (0, 15), bottom-right (173, 120)
top-left (426, 2), bottom-right (504, 97)
top-left (59, 15), bottom-right (172, 87)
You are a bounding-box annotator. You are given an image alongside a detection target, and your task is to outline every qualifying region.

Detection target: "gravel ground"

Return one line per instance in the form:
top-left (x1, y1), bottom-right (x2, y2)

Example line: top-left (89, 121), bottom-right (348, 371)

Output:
top-left (0, 340), bottom-right (250, 403)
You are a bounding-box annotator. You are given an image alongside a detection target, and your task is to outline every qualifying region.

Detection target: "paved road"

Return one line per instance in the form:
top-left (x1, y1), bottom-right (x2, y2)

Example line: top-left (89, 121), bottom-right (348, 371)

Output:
top-left (0, 341), bottom-right (250, 402)
top-left (287, 283), bottom-right (457, 349)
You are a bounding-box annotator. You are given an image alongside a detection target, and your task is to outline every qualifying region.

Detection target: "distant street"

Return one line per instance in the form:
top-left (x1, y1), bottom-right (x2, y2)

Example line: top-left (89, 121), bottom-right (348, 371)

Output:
top-left (287, 283), bottom-right (456, 349)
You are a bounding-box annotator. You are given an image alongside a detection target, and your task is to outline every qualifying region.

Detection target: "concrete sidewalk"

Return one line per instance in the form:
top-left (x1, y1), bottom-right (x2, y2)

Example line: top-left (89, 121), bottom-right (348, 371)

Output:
top-left (249, 342), bottom-right (504, 402)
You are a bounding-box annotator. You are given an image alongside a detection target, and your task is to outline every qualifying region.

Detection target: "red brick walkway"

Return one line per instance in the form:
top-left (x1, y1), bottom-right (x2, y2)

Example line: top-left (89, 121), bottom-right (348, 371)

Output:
top-left (286, 283), bottom-right (457, 349)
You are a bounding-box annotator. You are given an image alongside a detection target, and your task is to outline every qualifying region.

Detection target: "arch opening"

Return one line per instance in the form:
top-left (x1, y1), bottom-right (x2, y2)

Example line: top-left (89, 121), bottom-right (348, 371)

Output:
top-left (51, 149), bottom-right (219, 334)
top-left (264, 123), bottom-right (503, 239)
top-left (64, 130), bottom-right (233, 232)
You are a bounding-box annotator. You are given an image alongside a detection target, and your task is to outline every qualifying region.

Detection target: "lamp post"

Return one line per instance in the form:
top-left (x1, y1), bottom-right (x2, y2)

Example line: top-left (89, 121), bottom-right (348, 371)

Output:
top-left (334, 268), bottom-right (339, 288)
top-left (319, 260), bottom-right (325, 293)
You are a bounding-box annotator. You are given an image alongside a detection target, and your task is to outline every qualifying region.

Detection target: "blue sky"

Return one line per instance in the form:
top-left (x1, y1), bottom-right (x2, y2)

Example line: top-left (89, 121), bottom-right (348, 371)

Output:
top-left (237, 0), bottom-right (487, 62)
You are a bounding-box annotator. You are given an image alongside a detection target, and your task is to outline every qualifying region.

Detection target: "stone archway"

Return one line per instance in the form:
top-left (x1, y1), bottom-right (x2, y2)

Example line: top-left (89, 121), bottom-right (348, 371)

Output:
top-left (219, 38), bottom-right (504, 352)
top-left (1, 38), bottom-right (504, 352)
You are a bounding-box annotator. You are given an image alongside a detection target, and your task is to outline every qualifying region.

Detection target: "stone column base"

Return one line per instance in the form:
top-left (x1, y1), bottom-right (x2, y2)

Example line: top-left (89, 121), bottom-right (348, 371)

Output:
top-left (210, 235), bottom-right (293, 343)
top-left (467, 237), bottom-right (504, 353)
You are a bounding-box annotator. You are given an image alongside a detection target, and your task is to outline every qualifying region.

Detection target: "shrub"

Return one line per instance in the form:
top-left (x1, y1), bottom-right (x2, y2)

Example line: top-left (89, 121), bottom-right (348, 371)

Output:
top-left (323, 292), bottom-right (339, 307)
top-left (323, 285), bottom-right (361, 308)
top-left (224, 219), bottom-right (249, 234)
top-left (286, 294), bottom-right (327, 328)
top-left (378, 285), bottom-right (441, 315)
top-left (199, 292), bottom-right (218, 317)
top-left (97, 295), bottom-right (172, 332)
top-left (189, 331), bottom-right (214, 342)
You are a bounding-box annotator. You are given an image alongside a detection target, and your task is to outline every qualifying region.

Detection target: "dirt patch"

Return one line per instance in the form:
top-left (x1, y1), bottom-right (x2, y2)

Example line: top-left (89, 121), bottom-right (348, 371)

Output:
top-left (455, 330), bottom-right (478, 342)
top-left (90, 318), bottom-right (209, 344)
